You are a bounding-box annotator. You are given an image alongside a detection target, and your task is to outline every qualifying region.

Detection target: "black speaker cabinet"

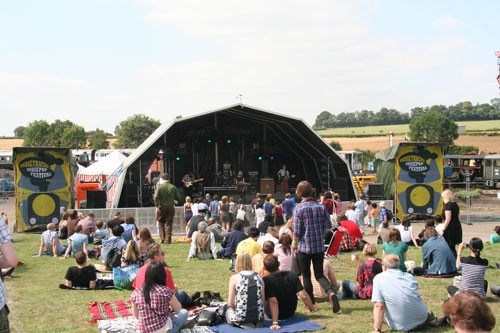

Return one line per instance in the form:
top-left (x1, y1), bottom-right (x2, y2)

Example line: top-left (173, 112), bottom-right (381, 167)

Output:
top-left (368, 183), bottom-right (384, 200)
top-left (86, 190), bottom-right (107, 208)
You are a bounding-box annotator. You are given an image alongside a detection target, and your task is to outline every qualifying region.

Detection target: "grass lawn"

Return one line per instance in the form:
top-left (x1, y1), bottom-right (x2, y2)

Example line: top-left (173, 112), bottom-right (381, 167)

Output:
top-left (5, 233), bottom-right (500, 333)
top-left (317, 120), bottom-right (500, 136)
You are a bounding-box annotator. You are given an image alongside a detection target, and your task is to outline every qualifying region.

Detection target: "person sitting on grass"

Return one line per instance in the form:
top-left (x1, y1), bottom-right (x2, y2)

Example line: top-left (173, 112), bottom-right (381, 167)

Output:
top-left (37, 223), bottom-right (66, 257)
top-left (340, 243), bottom-right (382, 300)
top-left (64, 224), bottom-right (89, 258)
top-left (381, 228), bottom-right (408, 272)
top-left (101, 225), bottom-right (127, 264)
top-left (134, 243), bottom-right (198, 308)
top-left (490, 225), bottom-right (500, 244)
top-left (447, 237), bottom-right (489, 299)
top-left (413, 227), bottom-right (456, 276)
top-left (121, 240), bottom-right (143, 267)
top-left (131, 261), bottom-right (188, 333)
top-left (219, 221), bottom-right (247, 259)
top-left (187, 221), bottom-right (218, 261)
top-left (299, 258), bottom-right (339, 303)
top-left (263, 254), bottom-right (317, 330)
top-left (226, 252), bottom-right (265, 329)
top-left (93, 219), bottom-right (109, 244)
top-left (252, 241), bottom-right (275, 277)
top-left (442, 290), bottom-right (496, 333)
top-left (64, 251), bottom-right (97, 289)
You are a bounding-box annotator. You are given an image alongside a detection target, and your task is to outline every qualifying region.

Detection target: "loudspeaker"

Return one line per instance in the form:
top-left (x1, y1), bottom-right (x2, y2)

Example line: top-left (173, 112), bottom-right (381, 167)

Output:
top-left (119, 184), bottom-right (138, 207)
top-left (87, 190), bottom-right (106, 208)
top-left (368, 183), bottom-right (384, 200)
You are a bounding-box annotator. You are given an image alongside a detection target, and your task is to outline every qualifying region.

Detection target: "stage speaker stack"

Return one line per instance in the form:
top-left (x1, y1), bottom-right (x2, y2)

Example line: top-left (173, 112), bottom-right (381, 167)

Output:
top-left (333, 178), bottom-right (349, 200)
top-left (367, 183), bottom-right (384, 200)
top-left (86, 190), bottom-right (107, 208)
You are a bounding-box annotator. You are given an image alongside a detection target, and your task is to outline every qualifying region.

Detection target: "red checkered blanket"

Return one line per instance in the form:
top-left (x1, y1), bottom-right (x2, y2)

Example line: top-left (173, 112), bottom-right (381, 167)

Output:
top-left (88, 300), bottom-right (134, 323)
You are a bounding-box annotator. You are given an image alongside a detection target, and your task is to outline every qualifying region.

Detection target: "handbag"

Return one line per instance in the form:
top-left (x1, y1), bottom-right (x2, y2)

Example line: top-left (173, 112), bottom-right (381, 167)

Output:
top-left (196, 306), bottom-right (219, 326)
top-left (113, 264), bottom-right (139, 290)
top-left (236, 206), bottom-right (246, 221)
top-left (292, 252), bottom-right (301, 276)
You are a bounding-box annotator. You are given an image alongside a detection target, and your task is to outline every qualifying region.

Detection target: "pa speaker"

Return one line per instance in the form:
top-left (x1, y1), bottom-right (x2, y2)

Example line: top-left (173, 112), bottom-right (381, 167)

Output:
top-left (87, 190), bottom-right (106, 208)
top-left (368, 183), bottom-right (384, 200)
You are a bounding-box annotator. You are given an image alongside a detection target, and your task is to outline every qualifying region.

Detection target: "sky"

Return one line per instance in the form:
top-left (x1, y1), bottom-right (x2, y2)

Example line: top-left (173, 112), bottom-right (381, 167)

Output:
top-left (1, 0), bottom-right (499, 137)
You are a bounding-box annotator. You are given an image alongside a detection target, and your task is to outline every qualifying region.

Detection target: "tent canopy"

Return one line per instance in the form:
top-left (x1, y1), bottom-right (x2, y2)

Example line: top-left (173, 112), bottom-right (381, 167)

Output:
top-left (112, 104), bottom-right (356, 207)
top-left (78, 151), bottom-right (127, 176)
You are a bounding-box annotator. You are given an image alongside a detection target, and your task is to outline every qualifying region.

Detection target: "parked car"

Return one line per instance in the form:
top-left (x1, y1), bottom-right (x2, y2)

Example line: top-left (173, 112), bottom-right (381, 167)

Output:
top-left (0, 178), bottom-right (14, 195)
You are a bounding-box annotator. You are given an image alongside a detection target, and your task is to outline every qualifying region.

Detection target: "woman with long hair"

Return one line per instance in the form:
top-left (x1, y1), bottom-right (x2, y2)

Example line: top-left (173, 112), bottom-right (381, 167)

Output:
top-left (121, 240), bottom-right (142, 267)
top-left (396, 217), bottom-right (419, 247)
top-left (441, 189), bottom-right (463, 257)
top-left (381, 228), bottom-right (408, 272)
top-left (274, 233), bottom-right (294, 271)
top-left (183, 196), bottom-right (193, 232)
top-left (131, 261), bottom-right (188, 333)
top-left (219, 195), bottom-right (230, 231)
top-left (226, 252), bottom-right (265, 329)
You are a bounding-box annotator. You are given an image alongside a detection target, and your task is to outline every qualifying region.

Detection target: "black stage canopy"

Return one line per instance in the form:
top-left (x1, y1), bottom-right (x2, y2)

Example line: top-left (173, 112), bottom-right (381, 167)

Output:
top-left (112, 104), bottom-right (356, 207)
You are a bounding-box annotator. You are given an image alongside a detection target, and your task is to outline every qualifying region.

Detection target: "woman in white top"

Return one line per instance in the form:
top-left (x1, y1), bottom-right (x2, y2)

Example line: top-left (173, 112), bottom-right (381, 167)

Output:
top-left (396, 217), bottom-right (419, 247)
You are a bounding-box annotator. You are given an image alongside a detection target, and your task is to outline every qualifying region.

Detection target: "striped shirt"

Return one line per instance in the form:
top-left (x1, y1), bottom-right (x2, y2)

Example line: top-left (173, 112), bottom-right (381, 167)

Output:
top-left (293, 198), bottom-right (331, 254)
top-left (458, 256), bottom-right (488, 298)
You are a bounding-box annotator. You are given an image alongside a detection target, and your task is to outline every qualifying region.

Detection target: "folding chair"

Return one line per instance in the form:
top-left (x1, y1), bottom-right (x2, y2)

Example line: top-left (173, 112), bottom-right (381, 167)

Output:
top-left (324, 229), bottom-right (345, 258)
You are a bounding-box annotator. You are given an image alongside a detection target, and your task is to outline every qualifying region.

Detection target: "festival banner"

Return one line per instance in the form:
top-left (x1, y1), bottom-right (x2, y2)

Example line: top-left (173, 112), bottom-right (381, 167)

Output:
top-left (395, 144), bottom-right (443, 222)
top-left (14, 148), bottom-right (73, 232)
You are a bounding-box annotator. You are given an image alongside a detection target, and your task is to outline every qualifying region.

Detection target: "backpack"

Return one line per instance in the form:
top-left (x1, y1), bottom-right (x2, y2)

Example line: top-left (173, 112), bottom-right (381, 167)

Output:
top-left (385, 209), bottom-right (394, 222)
top-left (106, 247), bottom-right (123, 271)
top-left (59, 226), bottom-right (68, 240)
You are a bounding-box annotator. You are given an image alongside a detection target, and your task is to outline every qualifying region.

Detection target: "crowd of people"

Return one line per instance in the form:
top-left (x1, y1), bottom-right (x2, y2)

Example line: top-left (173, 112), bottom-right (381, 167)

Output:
top-left (1, 180), bottom-right (499, 333)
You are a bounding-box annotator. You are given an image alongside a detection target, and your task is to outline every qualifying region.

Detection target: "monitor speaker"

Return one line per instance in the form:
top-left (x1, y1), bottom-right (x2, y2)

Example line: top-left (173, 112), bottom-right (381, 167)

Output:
top-left (87, 190), bottom-right (106, 208)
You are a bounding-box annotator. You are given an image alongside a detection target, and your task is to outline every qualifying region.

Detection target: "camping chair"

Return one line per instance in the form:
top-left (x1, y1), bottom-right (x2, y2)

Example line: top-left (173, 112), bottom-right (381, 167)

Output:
top-left (324, 229), bottom-right (345, 259)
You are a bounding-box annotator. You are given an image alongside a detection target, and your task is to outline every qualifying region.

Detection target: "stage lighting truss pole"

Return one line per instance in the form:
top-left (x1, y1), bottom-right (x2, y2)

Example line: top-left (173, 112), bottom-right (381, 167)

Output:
top-left (214, 113), bottom-right (219, 175)
top-left (465, 170), bottom-right (472, 225)
top-left (327, 157), bottom-right (331, 191)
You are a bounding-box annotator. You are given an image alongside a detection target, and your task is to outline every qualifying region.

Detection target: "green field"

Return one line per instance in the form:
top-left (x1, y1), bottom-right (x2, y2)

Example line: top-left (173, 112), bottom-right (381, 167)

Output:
top-left (317, 120), bottom-right (500, 137)
top-left (5, 233), bottom-right (500, 333)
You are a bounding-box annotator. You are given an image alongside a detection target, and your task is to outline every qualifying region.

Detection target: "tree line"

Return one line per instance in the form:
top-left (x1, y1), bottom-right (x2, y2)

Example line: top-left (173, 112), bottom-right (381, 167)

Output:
top-left (314, 98), bottom-right (500, 129)
top-left (15, 114), bottom-right (161, 149)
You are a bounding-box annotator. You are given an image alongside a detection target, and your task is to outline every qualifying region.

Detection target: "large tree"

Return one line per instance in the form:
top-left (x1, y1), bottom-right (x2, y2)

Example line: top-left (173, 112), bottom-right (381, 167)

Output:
top-left (409, 110), bottom-right (458, 145)
top-left (14, 126), bottom-right (26, 137)
top-left (87, 129), bottom-right (109, 149)
top-left (23, 120), bottom-right (51, 147)
top-left (61, 126), bottom-right (87, 149)
top-left (114, 114), bottom-right (161, 148)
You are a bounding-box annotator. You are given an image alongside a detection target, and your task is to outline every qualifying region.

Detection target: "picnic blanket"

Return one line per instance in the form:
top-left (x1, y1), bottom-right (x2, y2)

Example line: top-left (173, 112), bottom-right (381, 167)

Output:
top-left (88, 300), bottom-right (134, 323)
top-left (98, 316), bottom-right (137, 333)
top-left (209, 315), bottom-right (325, 333)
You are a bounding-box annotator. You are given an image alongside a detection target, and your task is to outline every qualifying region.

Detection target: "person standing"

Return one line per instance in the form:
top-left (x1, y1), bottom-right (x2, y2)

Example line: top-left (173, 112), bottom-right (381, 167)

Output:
top-left (277, 165), bottom-right (290, 194)
top-left (441, 189), bottom-right (463, 257)
top-left (154, 173), bottom-right (181, 244)
top-left (0, 214), bottom-right (19, 332)
top-left (281, 193), bottom-right (295, 221)
top-left (354, 195), bottom-right (366, 233)
top-left (292, 180), bottom-right (340, 313)
top-left (181, 170), bottom-right (195, 199)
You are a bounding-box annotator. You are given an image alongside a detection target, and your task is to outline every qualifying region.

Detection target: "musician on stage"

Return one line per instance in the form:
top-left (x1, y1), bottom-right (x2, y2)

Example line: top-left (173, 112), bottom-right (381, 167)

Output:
top-left (277, 164), bottom-right (290, 193)
top-left (182, 171), bottom-right (195, 198)
top-left (234, 170), bottom-right (247, 199)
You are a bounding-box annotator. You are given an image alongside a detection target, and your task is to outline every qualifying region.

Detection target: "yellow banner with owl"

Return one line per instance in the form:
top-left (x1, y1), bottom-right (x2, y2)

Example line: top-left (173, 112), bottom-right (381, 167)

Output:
top-left (13, 148), bottom-right (74, 232)
top-left (395, 144), bottom-right (443, 222)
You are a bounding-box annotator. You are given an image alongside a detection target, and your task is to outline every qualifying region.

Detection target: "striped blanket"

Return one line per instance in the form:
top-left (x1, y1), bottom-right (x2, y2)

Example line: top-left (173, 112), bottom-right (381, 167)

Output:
top-left (88, 300), bottom-right (133, 323)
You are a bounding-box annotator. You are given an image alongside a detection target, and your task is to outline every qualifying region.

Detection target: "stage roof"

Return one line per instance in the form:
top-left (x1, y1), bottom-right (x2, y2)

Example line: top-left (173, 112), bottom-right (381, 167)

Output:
top-left (112, 104), bottom-right (356, 207)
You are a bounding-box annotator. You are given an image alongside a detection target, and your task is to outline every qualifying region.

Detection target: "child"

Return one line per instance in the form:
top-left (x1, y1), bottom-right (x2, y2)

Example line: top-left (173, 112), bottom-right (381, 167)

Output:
top-left (94, 220), bottom-right (108, 242)
top-left (370, 202), bottom-right (378, 233)
top-left (490, 225), bottom-right (500, 244)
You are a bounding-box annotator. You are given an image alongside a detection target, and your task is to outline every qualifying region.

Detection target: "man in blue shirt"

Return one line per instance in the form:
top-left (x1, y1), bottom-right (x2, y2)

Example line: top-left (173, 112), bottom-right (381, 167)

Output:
top-left (281, 193), bottom-right (295, 220)
top-left (371, 254), bottom-right (430, 332)
top-left (292, 181), bottom-right (339, 313)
